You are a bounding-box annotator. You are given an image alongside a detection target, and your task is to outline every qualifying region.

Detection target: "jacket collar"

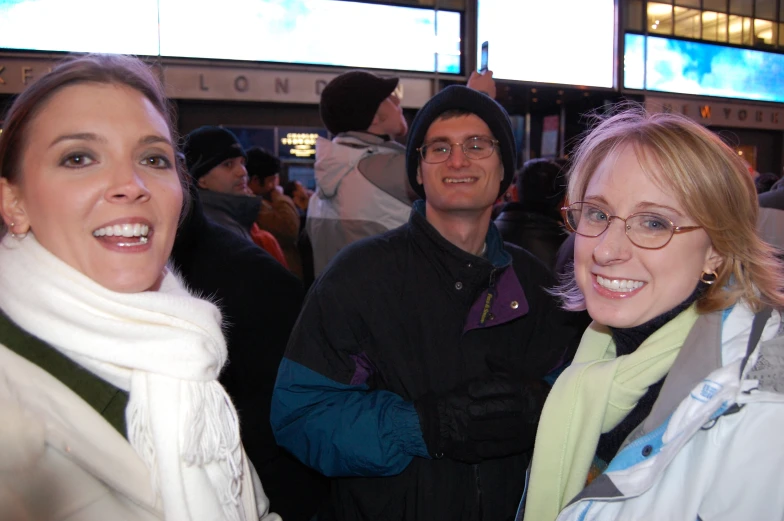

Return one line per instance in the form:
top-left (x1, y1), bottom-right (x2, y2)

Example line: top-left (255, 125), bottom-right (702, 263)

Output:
top-left (198, 189), bottom-right (261, 229)
top-left (410, 200), bottom-right (511, 269)
top-left (640, 310), bottom-right (724, 434)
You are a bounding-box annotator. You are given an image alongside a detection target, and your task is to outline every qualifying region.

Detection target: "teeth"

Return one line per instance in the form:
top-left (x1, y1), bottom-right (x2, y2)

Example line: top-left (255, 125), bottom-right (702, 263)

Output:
top-left (93, 223), bottom-right (150, 238)
top-left (597, 275), bottom-right (645, 292)
top-left (445, 178), bottom-right (475, 184)
top-left (117, 237), bottom-right (149, 247)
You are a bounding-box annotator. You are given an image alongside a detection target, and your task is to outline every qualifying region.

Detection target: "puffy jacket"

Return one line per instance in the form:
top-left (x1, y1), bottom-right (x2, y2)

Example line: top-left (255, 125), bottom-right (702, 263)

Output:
top-left (307, 132), bottom-right (416, 276)
top-left (519, 302), bottom-right (784, 521)
top-left (272, 202), bottom-right (583, 521)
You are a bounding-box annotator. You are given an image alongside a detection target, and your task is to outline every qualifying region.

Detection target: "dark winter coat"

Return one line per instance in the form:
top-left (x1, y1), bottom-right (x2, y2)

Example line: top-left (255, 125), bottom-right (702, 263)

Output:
top-left (199, 188), bottom-right (261, 244)
top-left (494, 203), bottom-right (568, 272)
top-left (271, 202), bottom-right (583, 521)
top-left (171, 188), bottom-right (327, 521)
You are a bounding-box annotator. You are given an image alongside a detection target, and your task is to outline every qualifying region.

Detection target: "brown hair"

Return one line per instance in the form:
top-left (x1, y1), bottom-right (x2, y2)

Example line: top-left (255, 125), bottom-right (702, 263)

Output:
top-left (0, 53), bottom-right (189, 234)
top-left (555, 104), bottom-right (784, 313)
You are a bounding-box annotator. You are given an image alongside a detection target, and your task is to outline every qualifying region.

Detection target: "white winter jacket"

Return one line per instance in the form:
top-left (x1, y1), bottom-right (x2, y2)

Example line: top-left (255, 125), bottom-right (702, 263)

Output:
top-left (307, 132), bottom-right (415, 276)
top-left (520, 302), bottom-right (784, 521)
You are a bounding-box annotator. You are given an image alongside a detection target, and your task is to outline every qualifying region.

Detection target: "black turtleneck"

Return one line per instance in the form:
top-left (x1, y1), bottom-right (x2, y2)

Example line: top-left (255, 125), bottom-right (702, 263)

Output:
top-left (595, 285), bottom-right (704, 463)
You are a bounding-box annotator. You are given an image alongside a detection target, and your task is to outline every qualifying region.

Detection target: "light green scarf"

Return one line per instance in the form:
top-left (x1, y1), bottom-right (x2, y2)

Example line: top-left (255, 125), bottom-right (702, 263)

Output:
top-left (523, 305), bottom-right (699, 521)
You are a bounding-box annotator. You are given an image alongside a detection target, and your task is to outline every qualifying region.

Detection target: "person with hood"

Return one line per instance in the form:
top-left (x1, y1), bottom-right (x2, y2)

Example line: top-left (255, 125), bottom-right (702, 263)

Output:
top-left (271, 85), bottom-right (582, 521)
top-left (308, 70), bottom-right (496, 276)
top-left (307, 71), bottom-right (417, 276)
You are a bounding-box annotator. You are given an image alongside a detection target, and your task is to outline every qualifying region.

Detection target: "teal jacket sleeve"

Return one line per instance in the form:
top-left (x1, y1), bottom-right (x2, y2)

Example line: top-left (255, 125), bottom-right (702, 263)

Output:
top-left (270, 286), bottom-right (430, 477)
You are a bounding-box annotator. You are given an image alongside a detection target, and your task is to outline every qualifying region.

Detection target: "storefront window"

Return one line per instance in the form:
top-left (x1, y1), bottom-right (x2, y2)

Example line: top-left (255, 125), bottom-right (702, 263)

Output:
top-left (648, 2), bottom-right (673, 34)
top-left (755, 18), bottom-right (774, 44)
top-left (779, 22), bottom-right (784, 45)
top-left (728, 15), bottom-right (754, 43)
top-left (702, 11), bottom-right (728, 41)
top-left (674, 7), bottom-right (701, 37)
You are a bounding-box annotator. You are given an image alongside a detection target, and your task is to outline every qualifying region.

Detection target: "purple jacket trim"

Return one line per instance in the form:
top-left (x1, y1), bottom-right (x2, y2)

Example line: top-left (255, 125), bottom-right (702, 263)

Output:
top-left (349, 352), bottom-right (376, 386)
top-left (464, 267), bottom-right (529, 333)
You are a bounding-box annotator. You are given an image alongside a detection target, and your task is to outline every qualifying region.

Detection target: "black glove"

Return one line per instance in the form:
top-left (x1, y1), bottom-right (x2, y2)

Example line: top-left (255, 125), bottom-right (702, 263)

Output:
top-left (414, 375), bottom-right (549, 464)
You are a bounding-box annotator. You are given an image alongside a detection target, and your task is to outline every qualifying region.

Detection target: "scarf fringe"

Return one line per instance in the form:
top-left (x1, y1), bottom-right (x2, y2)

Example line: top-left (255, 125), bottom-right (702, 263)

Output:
top-left (127, 389), bottom-right (160, 496)
top-left (183, 382), bottom-right (244, 521)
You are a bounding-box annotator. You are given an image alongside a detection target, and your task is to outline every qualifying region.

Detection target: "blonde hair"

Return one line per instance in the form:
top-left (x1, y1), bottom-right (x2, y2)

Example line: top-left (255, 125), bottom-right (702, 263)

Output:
top-left (556, 104), bottom-right (784, 313)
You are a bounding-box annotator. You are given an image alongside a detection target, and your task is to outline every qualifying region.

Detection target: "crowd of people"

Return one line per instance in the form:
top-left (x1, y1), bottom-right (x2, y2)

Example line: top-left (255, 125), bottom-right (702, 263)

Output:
top-left (1, 53), bottom-right (782, 521)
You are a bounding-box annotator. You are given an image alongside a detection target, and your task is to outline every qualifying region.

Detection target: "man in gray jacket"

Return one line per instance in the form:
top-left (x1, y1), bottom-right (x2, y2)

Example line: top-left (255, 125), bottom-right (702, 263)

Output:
top-left (308, 70), bottom-right (496, 276)
top-left (307, 71), bottom-right (418, 276)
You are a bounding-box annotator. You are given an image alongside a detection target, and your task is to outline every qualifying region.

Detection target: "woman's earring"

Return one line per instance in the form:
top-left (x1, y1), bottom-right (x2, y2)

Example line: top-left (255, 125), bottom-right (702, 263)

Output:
top-left (9, 222), bottom-right (28, 240)
top-left (700, 271), bottom-right (717, 285)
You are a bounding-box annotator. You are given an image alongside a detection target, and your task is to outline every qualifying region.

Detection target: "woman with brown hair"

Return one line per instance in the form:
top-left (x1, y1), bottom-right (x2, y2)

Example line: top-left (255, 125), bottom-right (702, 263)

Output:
top-left (521, 107), bottom-right (784, 521)
top-left (0, 54), bottom-right (279, 521)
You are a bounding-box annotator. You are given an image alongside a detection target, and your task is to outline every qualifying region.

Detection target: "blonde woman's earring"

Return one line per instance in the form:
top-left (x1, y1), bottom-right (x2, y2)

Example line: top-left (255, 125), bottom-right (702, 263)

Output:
top-left (9, 222), bottom-right (28, 240)
top-left (700, 271), bottom-right (716, 285)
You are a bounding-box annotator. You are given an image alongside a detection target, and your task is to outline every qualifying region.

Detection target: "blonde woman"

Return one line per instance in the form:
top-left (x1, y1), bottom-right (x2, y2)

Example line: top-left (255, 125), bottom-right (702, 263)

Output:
top-left (521, 107), bottom-right (784, 521)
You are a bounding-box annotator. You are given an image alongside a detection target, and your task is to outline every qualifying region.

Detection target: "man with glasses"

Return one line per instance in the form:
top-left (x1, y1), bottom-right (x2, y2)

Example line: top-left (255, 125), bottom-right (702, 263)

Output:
top-left (272, 85), bottom-right (582, 521)
top-left (309, 70), bottom-right (497, 276)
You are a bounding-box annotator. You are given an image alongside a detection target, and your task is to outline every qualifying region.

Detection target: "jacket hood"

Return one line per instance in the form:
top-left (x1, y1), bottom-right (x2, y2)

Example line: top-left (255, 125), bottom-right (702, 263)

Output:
top-left (313, 136), bottom-right (361, 199)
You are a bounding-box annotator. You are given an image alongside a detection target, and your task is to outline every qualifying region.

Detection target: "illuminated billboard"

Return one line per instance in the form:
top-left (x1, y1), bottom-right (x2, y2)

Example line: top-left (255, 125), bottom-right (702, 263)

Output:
top-left (0, 0), bottom-right (461, 74)
top-left (624, 33), bottom-right (784, 103)
top-left (476, 0), bottom-right (615, 88)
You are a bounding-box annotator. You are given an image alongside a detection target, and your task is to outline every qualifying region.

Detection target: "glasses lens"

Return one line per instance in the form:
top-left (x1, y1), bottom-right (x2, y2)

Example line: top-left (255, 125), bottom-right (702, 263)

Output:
top-left (422, 141), bottom-right (451, 163)
top-left (463, 137), bottom-right (495, 160)
top-left (571, 203), bottom-right (610, 237)
top-left (626, 214), bottom-right (674, 248)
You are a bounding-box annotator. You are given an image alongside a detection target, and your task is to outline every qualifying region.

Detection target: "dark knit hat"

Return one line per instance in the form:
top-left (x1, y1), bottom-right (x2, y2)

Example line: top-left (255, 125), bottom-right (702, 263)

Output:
top-left (246, 147), bottom-right (281, 180)
top-left (320, 71), bottom-right (399, 135)
top-left (406, 85), bottom-right (516, 200)
top-left (182, 126), bottom-right (246, 180)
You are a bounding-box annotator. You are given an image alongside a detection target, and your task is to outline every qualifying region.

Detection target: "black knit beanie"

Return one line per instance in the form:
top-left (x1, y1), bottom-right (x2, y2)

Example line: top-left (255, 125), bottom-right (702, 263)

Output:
top-left (182, 126), bottom-right (246, 181)
top-left (406, 85), bottom-right (516, 200)
top-left (320, 71), bottom-right (399, 135)
top-left (246, 147), bottom-right (281, 181)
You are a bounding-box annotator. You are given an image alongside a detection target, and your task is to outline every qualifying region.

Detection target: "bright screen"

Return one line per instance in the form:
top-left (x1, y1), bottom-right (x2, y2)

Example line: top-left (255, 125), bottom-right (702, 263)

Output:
top-left (0, 0), bottom-right (461, 74)
top-left (476, 0), bottom-right (615, 88)
top-left (624, 33), bottom-right (784, 103)
top-left (0, 0), bottom-right (160, 55)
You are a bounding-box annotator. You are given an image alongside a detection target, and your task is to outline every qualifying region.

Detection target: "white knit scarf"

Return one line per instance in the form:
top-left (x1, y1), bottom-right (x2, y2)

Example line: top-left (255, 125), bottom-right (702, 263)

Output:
top-left (0, 235), bottom-right (244, 521)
